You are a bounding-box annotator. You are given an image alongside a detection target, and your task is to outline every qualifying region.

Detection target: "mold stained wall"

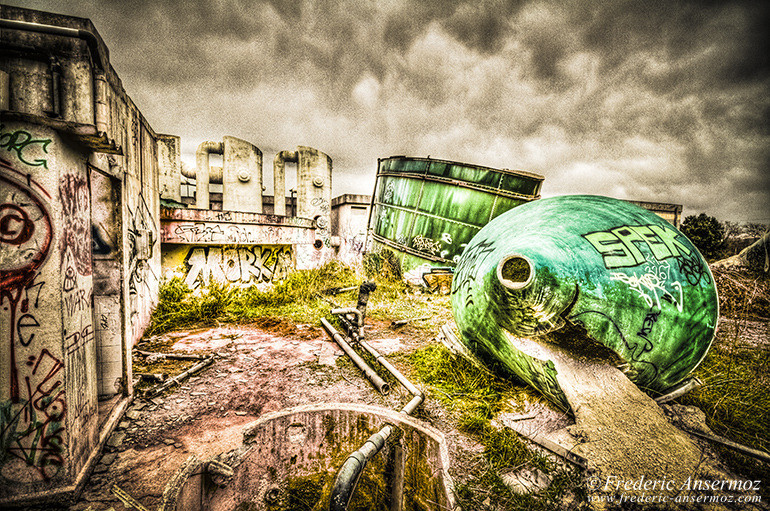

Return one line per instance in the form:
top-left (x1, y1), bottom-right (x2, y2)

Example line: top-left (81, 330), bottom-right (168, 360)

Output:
top-left (0, 5), bottom-right (160, 500)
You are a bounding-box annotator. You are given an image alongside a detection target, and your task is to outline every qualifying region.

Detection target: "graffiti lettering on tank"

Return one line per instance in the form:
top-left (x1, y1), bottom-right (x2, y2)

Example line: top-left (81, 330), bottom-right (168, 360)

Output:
top-left (183, 246), bottom-right (292, 289)
top-left (610, 258), bottom-right (684, 313)
top-left (451, 238), bottom-right (495, 308)
top-left (0, 125), bottom-right (52, 168)
top-left (412, 235), bottom-right (441, 255)
top-left (0, 348), bottom-right (66, 481)
top-left (583, 224), bottom-right (691, 269)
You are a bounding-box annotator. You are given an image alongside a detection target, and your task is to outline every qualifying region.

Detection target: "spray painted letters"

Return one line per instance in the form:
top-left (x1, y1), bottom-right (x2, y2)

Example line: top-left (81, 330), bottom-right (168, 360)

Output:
top-left (583, 224), bottom-right (691, 269)
top-left (184, 246), bottom-right (292, 288)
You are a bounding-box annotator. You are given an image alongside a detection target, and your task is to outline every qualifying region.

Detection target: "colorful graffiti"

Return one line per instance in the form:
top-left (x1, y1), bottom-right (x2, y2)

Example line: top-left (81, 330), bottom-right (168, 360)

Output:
top-left (582, 223), bottom-right (691, 269)
top-left (0, 348), bottom-right (65, 481)
top-left (451, 195), bottom-right (718, 405)
top-left (1, 167), bottom-right (53, 404)
top-left (1, 159), bottom-right (59, 482)
top-left (183, 245), bottom-right (292, 288)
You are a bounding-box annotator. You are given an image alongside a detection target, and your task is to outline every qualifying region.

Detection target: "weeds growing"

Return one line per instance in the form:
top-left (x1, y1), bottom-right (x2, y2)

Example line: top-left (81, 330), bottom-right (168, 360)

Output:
top-left (407, 345), bottom-right (585, 510)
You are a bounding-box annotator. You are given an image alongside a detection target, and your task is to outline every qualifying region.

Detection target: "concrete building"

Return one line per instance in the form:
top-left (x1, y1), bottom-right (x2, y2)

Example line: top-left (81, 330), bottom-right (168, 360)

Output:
top-left (0, 8), bottom-right (349, 504)
top-left (0, 6), bottom-right (161, 505)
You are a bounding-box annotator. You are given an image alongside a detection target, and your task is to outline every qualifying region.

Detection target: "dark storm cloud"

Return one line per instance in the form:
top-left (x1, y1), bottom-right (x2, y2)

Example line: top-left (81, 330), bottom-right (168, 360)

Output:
top-left (7, 0), bottom-right (769, 222)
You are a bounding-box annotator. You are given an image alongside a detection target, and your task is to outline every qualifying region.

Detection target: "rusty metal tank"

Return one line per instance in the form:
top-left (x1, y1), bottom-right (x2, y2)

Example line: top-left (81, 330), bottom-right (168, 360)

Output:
top-left (368, 156), bottom-right (544, 273)
top-left (451, 195), bottom-right (718, 406)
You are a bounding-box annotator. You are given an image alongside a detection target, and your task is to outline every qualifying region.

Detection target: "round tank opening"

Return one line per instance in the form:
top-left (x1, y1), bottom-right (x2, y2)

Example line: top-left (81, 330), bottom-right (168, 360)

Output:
top-left (497, 255), bottom-right (533, 290)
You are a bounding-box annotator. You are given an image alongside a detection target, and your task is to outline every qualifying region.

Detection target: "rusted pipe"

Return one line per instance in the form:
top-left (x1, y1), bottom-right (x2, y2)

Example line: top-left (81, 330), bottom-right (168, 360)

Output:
top-left (320, 318), bottom-right (389, 395)
top-left (654, 377), bottom-right (702, 404)
top-left (0, 18), bottom-right (107, 70)
top-left (0, 17), bottom-right (108, 131)
top-left (330, 424), bottom-right (394, 511)
top-left (327, 318), bottom-right (424, 511)
top-left (144, 355), bottom-right (215, 398)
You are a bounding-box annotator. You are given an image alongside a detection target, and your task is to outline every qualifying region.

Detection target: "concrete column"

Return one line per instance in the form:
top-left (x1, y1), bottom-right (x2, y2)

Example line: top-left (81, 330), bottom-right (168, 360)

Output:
top-left (273, 150), bottom-right (297, 217)
top-left (195, 141), bottom-right (223, 210)
top-left (157, 135), bottom-right (182, 203)
top-left (222, 136), bottom-right (263, 213)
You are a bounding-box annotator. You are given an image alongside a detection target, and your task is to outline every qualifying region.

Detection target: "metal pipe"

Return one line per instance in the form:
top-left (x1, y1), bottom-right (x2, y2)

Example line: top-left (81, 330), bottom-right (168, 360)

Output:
top-left (327, 318), bottom-right (424, 511)
top-left (329, 424), bottom-right (393, 511)
top-left (48, 56), bottom-right (61, 117)
top-left (194, 141), bottom-right (223, 210)
top-left (331, 308), bottom-right (362, 329)
top-left (320, 318), bottom-right (389, 395)
top-left (0, 17), bottom-right (108, 131)
top-left (356, 281), bottom-right (377, 326)
top-left (0, 18), bottom-right (107, 70)
top-left (359, 339), bottom-right (424, 414)
top-left (654, 377), bottom-right (702, 404)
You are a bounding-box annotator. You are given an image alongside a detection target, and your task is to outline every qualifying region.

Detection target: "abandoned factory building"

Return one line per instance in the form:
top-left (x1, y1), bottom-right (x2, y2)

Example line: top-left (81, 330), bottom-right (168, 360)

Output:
top-left (0, 6), bottom-right (369, 505)
top-left (0, 6), bottom-right (690, 506)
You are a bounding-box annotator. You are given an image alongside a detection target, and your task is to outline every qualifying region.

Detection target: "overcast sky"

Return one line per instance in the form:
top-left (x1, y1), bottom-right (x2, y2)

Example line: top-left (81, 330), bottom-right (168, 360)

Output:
top-left (9, 0), bottom-right (770, 223)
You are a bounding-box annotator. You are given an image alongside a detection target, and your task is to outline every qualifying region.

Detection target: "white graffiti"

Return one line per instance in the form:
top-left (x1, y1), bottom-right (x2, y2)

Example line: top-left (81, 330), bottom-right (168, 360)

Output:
top-left (412, 235), bottom-right (441, 255)
top-left (441, 232), bottom-right (452, 244)
top-left (383, 181), bottom-right (395, 203)
top-left (611, 259), bottom-right (683, 312)
top-left (184, 246), bottom-right (292, 289)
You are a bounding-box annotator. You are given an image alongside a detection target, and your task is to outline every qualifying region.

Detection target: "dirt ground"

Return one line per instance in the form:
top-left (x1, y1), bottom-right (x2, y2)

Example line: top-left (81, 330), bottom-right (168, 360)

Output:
top-left (13, 311), bottom-right (769, 511)
top-left (59, 318), bottom-right (484, 511)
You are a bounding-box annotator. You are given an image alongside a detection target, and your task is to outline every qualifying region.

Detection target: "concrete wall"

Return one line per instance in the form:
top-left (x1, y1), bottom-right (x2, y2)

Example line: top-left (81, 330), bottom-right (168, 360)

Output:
top-left (160, 207), bottom-right (316, 289)
top-left (331, 194), bottom-right (371, 267)
top-left (160, 144), bottom-right (336, 284)
top-left (0, 5), bottom-right (159, 503)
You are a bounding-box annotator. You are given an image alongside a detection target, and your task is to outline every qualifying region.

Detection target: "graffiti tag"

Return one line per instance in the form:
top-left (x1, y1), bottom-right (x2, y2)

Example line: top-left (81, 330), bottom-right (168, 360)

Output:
top-left (583, 224), bottom-right (691, 269)
top-left (0, 125), bottom-right (51, 168)
top-left (184, 246), bottom-right (292, 288)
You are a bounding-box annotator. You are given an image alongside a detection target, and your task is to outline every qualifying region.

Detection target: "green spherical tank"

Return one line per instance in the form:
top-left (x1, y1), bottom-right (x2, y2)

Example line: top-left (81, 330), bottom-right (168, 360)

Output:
top-left (451, 195), bottom-right (718, 406)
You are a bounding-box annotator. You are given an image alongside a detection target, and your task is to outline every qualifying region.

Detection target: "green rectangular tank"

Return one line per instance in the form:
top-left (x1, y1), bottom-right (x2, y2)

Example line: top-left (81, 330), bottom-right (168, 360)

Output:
top-left (367, 156), bottom-right (544, 273)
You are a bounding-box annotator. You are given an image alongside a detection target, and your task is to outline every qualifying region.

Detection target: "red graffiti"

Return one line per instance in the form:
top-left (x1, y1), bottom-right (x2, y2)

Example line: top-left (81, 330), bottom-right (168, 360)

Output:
top-left (1, 348), bottom-right (65, 481)
top-left (0, 204), bottom-right (35, 245)
top-left (1, 165), bottom-right (53, 403)
top-left (58, 173), bottom-right (91, 276)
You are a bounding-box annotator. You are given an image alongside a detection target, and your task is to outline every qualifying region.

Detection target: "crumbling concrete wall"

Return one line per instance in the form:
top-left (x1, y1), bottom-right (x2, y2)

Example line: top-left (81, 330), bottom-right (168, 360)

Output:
top-left (159, 144), bottom-right (336, 285)
top-left (331, 194), bottom-right (370, 266)
top-left (0, 5), bottom-right (160, 504)
top-left (160, 208), bottom-right (316, 289)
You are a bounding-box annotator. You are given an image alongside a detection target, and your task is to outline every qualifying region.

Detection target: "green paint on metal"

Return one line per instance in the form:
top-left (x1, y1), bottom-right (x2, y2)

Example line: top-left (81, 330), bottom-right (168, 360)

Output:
top-left (369, 156), bottom-right (544, 272)
top-left (451, 195), bottom-right (718, 405)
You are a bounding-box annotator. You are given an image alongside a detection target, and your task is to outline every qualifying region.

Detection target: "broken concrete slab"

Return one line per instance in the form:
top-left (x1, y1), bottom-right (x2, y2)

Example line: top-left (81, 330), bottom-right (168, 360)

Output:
top-left (500, 466), bottom-right (553, 495)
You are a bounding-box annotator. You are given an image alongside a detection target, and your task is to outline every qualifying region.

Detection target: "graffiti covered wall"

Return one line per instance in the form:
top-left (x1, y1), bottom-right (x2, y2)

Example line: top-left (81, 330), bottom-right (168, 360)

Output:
top-left (162, 245), bottom-right (293, 289)
top-left (0, 124), bottom-right (100, 491)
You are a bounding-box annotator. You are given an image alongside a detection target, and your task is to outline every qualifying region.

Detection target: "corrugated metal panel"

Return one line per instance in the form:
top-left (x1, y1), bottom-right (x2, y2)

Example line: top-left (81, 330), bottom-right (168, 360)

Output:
top-left (369, 156), bottom-right (544, 270)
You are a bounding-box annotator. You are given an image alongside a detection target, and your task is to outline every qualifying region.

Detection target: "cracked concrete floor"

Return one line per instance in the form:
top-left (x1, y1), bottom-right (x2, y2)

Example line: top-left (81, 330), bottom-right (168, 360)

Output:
top-left (61, 318), bottom-right (463, 511)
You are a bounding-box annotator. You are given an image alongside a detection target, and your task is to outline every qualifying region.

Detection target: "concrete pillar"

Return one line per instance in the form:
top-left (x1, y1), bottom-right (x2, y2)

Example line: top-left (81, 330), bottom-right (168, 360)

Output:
top-left (296, 146), bottom-right (332, 245)
top-left (195, 141), bottom-right (223, 210)
top-left (157, 134), bottom-right (182, 203)
top-left (273, 150), bottom-right (297, 217)
top-left (222, 136), bottom-right (263, 213)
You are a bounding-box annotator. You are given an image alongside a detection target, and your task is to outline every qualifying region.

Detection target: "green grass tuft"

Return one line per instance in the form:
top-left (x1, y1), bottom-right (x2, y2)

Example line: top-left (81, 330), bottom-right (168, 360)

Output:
top-left (406, 344), bottom-right (585, 510)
